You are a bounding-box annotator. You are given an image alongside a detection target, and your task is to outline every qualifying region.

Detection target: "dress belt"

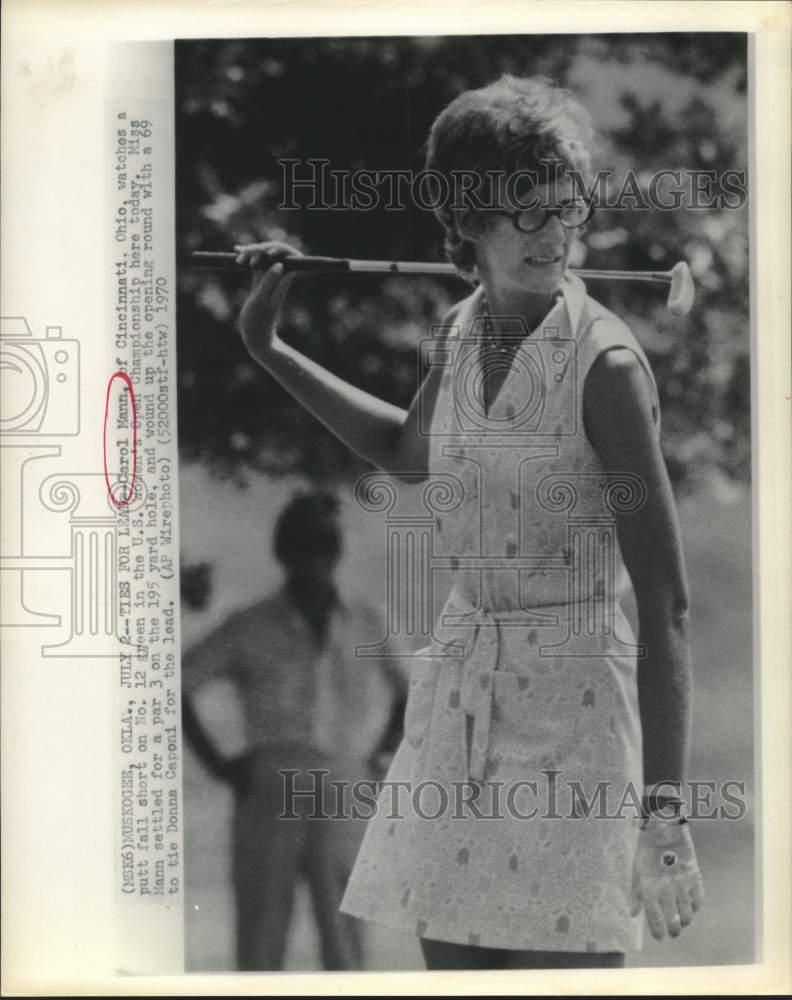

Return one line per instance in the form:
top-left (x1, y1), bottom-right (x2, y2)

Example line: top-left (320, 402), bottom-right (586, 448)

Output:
top-left (439, 587), bottom-right (611, 784)
top-left (457, 617), bottom-right (499, 784)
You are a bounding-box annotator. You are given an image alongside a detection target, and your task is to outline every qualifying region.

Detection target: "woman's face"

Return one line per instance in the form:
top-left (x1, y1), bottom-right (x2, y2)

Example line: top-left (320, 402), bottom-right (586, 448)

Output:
top-left (469, 178), bottom-right (580, 298)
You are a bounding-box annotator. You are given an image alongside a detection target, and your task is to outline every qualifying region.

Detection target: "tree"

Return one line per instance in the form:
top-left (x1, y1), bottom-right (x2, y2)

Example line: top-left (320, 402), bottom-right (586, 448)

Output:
top-left (176, 34), bottom-right (749, 493)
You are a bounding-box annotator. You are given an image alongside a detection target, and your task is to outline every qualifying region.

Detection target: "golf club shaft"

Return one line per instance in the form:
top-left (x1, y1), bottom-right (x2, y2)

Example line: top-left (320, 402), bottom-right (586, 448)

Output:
top-left (572, 269), bottom-right (672, 284)
top-left (190, 252), bottom-right (676, 285)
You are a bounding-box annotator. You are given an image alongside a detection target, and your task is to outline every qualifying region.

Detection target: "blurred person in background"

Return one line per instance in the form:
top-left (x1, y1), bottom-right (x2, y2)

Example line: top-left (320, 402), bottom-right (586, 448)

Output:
top-left (181, 491), bottom-right (407, 971)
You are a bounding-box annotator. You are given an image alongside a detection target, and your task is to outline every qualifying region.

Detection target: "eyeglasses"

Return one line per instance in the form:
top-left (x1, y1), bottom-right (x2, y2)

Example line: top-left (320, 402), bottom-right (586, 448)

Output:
top-left (501, 199), bottom-right (594, 234)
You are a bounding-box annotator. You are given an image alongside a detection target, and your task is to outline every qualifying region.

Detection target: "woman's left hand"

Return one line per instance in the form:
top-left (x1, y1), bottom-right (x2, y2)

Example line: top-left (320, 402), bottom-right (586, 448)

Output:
top-left (630, 816), bottom-right (704, 940)
top-left (235, 241), bottom-right (303, 364)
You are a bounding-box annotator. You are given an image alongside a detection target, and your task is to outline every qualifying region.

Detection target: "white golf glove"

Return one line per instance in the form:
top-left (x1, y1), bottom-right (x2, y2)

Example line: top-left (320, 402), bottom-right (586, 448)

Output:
top-left (630, 814), bottom-right (704, 940)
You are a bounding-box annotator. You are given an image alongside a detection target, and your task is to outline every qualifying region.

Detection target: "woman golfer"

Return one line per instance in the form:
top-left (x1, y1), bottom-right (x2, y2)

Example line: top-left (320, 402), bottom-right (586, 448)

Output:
top-left (234, 74), bottom-right (704, 971)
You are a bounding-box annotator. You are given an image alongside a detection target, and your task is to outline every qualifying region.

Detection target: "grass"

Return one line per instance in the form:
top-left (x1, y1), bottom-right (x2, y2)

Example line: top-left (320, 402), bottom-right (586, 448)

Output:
top-left (181, 468), bottom-right (755, 970)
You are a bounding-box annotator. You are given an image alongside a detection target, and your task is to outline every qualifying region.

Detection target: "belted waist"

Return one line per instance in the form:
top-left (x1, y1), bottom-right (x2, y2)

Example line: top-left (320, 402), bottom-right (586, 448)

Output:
top-left (424, 587), bottom-right (621, 783)
top-left (451, 600), bottom-right (513, 784)
top-left (441, 586), bottom-right (613, 628)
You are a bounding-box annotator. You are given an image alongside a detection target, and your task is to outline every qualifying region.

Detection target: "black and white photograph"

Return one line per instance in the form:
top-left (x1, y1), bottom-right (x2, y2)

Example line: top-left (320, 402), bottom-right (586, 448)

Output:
top-left (177, 32), bottom-right (754, 973)
top-left (2, 2), bottom-right (790, 995)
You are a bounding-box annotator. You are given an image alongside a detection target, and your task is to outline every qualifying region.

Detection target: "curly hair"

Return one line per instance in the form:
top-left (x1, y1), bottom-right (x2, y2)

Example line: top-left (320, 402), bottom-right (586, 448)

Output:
top-left (424, 75), bottom-right (594, 283)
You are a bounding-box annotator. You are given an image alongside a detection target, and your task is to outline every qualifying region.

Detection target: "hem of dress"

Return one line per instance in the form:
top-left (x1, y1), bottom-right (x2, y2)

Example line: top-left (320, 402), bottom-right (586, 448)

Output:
top-left (340, 900), bottom-right (642, 955)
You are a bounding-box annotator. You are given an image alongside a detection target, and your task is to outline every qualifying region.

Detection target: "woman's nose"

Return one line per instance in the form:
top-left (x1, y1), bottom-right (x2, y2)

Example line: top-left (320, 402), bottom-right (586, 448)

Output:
top-left (542, 213), bottom-right (565, 239)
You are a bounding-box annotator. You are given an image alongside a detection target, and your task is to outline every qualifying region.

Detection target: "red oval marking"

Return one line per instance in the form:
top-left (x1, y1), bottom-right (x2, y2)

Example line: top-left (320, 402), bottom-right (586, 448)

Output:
top-left (103, 371), bottom-right (138, 507)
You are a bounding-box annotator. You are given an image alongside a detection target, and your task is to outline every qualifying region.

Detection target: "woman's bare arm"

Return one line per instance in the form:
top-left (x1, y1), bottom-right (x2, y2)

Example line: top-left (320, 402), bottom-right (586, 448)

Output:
top-left (236, 241), bottom-right (454, 480)
top-left (584, 349), bottom-right (692, 787)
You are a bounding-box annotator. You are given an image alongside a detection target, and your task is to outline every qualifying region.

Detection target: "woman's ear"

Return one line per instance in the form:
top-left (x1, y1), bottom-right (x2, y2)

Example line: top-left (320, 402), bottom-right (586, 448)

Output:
top-left (456, 207), bottom-right (488, 242)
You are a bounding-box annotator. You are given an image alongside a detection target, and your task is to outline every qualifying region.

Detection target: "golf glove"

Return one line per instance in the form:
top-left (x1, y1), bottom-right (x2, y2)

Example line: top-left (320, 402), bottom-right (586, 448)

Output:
top-left (630, 814), bottom-right (704, 940)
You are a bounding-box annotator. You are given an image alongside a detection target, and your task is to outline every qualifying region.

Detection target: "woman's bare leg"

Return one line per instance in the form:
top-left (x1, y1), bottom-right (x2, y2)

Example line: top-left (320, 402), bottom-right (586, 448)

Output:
top-left (420, 938), bottom-right (510, 970)
top-left (504, 948), bottom-right (625, 969)
top-left (420, 938), bottom-right (625, 970)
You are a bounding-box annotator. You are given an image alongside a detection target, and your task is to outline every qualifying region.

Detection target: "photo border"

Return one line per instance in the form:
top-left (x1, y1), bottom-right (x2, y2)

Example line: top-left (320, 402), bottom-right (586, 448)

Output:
top-left (1, 1), bottom-right (789, 995)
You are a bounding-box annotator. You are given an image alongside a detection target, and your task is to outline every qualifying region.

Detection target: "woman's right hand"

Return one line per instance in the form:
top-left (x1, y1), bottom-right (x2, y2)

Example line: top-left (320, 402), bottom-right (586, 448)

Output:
top-left (235, 241), bottom-right (303, 364)
top-left (630, 814), bottom-right (704, 940)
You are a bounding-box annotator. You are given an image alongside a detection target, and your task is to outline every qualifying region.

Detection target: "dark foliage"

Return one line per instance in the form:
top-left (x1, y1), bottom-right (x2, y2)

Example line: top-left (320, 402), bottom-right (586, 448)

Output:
top-left (176, 34), bottom-right (749, 493)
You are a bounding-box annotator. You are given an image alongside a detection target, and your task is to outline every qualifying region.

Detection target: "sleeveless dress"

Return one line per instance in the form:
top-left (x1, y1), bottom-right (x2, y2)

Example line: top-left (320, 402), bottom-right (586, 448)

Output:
top-left (340, 274), bottom-right (661, 953)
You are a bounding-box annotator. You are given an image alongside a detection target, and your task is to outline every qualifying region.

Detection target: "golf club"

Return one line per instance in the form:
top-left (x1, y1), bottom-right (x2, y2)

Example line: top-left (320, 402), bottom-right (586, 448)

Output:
top-left (190, 252), bottom-right (695, 317)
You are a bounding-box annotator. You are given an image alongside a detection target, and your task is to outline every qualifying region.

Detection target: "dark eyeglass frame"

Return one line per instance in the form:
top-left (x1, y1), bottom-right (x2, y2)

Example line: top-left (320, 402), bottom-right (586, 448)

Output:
top-left (501, 199), bottom-right (595, 234)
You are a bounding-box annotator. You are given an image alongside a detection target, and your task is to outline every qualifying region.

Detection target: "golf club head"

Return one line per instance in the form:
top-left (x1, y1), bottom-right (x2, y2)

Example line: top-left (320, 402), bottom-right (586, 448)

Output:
top-left (668, 261), bottom-right (695, 317)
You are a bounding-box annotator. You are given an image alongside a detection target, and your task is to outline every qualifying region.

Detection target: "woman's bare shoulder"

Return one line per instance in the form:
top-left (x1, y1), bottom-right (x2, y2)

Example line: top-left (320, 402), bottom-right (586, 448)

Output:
top-left (583, 347), bottom-right (659, 459)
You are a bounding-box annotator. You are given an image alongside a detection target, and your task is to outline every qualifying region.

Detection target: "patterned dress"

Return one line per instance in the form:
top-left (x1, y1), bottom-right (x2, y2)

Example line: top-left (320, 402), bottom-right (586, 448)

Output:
top-left (340, 275), bottom-right (661, 953)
